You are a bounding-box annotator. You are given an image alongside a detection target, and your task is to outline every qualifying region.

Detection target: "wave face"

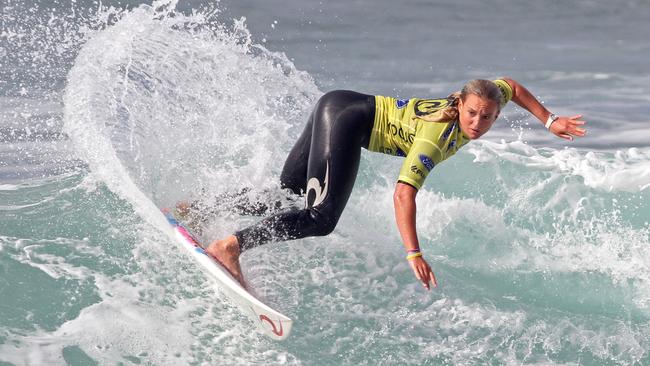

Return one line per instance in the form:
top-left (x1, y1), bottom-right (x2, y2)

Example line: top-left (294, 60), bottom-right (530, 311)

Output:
top-left (1, 1), bottom-right (649, 365)
top-left (62, 2), bottom-right (319, 223)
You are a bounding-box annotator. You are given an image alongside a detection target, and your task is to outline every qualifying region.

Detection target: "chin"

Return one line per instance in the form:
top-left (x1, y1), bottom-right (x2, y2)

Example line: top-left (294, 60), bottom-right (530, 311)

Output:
top-left (465, 131), bottom-right (480, 139)
top-left (460, 127), bottom-right (479, 139)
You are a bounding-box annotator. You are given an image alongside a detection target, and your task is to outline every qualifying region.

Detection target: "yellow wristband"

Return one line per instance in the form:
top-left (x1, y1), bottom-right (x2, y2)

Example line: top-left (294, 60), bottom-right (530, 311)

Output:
top-left (406, 252), bottom-right (423, 260)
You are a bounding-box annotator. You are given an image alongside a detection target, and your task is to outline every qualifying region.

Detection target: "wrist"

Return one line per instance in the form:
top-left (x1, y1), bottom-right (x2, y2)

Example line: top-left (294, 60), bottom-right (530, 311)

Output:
top-left (405, 247), bottom-right (423, 261)
top-left (406, 252), bottom-right (423, 260)
top-left (545, 113), bottom-right (559, 129)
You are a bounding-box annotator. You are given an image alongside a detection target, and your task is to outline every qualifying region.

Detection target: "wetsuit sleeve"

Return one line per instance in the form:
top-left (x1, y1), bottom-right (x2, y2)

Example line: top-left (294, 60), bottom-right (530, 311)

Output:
top-left (493, 79), bottom-right (513, 107)
top-left (397, 124), bottom-right (443, 190)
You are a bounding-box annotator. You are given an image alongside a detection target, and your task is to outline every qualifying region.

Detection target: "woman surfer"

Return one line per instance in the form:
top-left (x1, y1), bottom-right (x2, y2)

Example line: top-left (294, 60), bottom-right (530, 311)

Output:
top-left (201, 78), bottom-right (586, 290)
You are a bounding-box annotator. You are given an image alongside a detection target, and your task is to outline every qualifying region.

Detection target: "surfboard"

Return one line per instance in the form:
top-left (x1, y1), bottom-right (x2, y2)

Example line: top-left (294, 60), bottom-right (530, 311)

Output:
top-left (160, 208), bottom-right (292, 340)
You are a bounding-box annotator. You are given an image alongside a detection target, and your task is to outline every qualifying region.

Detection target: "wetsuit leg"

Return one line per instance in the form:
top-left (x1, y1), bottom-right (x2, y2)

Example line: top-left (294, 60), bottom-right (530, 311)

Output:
top-left (234, 90), bottom-right (375, 251)
top-left (279, 111), bottom-right (315, 194)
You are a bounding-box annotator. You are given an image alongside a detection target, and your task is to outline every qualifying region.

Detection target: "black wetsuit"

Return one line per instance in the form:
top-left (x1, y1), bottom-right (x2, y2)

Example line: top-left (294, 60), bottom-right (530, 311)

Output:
top-left (231, 80), bottom-right (515, 251)
top-left (235, 90), bottom-right (375, 251)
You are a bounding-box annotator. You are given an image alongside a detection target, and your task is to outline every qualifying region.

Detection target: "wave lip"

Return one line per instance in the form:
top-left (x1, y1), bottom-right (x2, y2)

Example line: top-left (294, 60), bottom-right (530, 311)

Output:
top-left (63, 3), bottom-right (318, 227)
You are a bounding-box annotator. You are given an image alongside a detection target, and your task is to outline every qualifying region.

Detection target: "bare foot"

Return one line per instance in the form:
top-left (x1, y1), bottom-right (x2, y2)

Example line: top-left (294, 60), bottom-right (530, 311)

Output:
top-left (175, 200), bottom-right (191, 217)
top-left (206, 235), bottom-right (247, 288)
top-left (174, 200), bottom-right (205, 235)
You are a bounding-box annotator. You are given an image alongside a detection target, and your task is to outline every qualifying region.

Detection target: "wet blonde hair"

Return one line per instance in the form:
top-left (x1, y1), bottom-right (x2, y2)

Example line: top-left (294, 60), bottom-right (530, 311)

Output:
top-left (415, 79), bottom-right (503, 123)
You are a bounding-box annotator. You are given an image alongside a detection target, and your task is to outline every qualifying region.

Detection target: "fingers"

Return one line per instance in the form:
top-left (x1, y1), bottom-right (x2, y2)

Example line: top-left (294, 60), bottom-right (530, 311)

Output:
top-left (570, 114), bottom-right (583, 120)
top-left (568, 125), bottom-right (586, 136)
top-left (410, 259), bottom-right (437, 291)
top-left (422, 268), bottom-right (438, 290)
top-left (430, 269), bottom-right (438, 288)
top-left (410, 262), bottom-right (425, 289)
top-left (417, 266), bottom-right (430, 291)
top-left (569, 126), bottom-right (586, 137)
top-left (552, 115), bottom-right (587, 140)
top-left (567, 118), bottom-right (587, 136)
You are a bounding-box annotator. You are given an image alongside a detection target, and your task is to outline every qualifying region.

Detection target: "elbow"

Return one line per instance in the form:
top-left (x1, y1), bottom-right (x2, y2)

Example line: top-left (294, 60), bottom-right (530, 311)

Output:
top-left (393, 190), bottom-right (405, 205)
top-left (393, 182), bottom-right (417, 205)
top-left (393, 190), bottom-right (410, 203)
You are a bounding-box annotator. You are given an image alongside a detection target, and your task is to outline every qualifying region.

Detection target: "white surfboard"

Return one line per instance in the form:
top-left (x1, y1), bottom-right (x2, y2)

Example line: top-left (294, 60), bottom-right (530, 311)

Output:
top-left (161, 208), bottom-right (292, 340)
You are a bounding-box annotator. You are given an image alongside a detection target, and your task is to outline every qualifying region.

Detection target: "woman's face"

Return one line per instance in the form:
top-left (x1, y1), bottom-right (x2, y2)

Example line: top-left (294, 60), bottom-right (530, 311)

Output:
top-left (457, 94), bottom-right (500, 139)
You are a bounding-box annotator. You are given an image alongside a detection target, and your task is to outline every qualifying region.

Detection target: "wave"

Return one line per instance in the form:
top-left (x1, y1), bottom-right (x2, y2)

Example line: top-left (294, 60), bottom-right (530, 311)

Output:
top-left (57, 1), bottom-right (650, 364)
top-left (63, 2), bottom-right (319, 229)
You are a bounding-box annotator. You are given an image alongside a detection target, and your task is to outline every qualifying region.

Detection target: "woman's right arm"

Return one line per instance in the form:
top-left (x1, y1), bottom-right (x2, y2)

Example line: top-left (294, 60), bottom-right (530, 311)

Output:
top-left (394, 181), bottom-right (437, 290)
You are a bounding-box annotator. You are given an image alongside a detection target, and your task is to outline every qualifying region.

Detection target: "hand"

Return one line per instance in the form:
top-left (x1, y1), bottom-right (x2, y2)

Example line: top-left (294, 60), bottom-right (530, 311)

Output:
top-left (550, 115), bottom-right (586, 141)
top-left (408, 256), bottom-right (438, 290)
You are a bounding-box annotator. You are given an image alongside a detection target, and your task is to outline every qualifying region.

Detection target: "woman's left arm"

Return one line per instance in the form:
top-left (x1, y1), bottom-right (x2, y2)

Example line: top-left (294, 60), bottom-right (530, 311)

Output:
top-left (503, 77), bottom-right (587, 141)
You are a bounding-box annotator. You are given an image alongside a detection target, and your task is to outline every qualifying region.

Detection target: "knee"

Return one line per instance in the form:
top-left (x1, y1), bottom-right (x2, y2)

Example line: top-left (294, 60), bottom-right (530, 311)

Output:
top-left (307, 207), bottom-right (339, 236)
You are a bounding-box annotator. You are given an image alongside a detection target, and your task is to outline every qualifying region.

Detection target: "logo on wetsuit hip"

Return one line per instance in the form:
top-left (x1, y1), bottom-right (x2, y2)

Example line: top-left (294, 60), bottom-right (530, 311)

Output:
top-left (419, 154), bottom-right (435, 171)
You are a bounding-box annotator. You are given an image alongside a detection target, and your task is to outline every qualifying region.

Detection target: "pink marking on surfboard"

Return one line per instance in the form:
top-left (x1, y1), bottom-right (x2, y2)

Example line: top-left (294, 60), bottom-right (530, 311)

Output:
top-left (177, 226), bottom-right (199, 247)
top-left (259, 314), bottom-right (283, 337)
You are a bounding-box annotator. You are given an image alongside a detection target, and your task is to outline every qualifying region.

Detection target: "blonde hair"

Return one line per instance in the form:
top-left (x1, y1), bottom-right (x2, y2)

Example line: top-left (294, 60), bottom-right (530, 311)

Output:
top-left (415, 79), bottom-right (503, 123)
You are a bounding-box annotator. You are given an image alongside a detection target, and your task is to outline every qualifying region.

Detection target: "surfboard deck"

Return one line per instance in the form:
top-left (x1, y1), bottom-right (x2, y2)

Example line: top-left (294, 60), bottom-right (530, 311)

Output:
top-left (161, 208), bottom-right (292, 340)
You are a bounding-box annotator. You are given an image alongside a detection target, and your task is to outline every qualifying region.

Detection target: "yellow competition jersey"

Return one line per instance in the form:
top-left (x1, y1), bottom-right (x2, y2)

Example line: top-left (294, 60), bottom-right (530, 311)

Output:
top-left (368, 79), bottom-right (513, 189)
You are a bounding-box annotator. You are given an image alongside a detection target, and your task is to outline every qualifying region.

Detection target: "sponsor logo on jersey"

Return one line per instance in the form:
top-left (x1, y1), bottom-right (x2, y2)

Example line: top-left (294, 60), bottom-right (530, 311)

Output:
top-left (396, 148), bottom-right (406, 157)
top-left (410, 165), bottom-right (425, 178)
top-left (419, 154), bottom-right (435, 171)
top-left (396, 99), bottom-right (410, 109)
top-left (386, 122), bottom-right (415, 144)
top-left (413, 98), bottom-right (451, 117)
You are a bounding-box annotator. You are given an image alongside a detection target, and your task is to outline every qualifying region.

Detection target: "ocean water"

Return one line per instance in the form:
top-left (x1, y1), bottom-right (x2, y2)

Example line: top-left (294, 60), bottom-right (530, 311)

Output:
top-left (1, 0), bottom-right (650, 364)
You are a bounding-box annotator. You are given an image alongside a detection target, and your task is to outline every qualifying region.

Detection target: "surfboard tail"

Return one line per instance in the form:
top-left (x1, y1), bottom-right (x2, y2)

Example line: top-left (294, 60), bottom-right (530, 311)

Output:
top-left (161, 208), bottom-right (294, 340)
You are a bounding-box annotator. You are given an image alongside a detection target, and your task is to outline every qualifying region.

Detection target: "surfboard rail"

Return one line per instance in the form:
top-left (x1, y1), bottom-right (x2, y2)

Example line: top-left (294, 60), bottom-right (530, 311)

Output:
top-left (161, 208), bottom-right (293, 340)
